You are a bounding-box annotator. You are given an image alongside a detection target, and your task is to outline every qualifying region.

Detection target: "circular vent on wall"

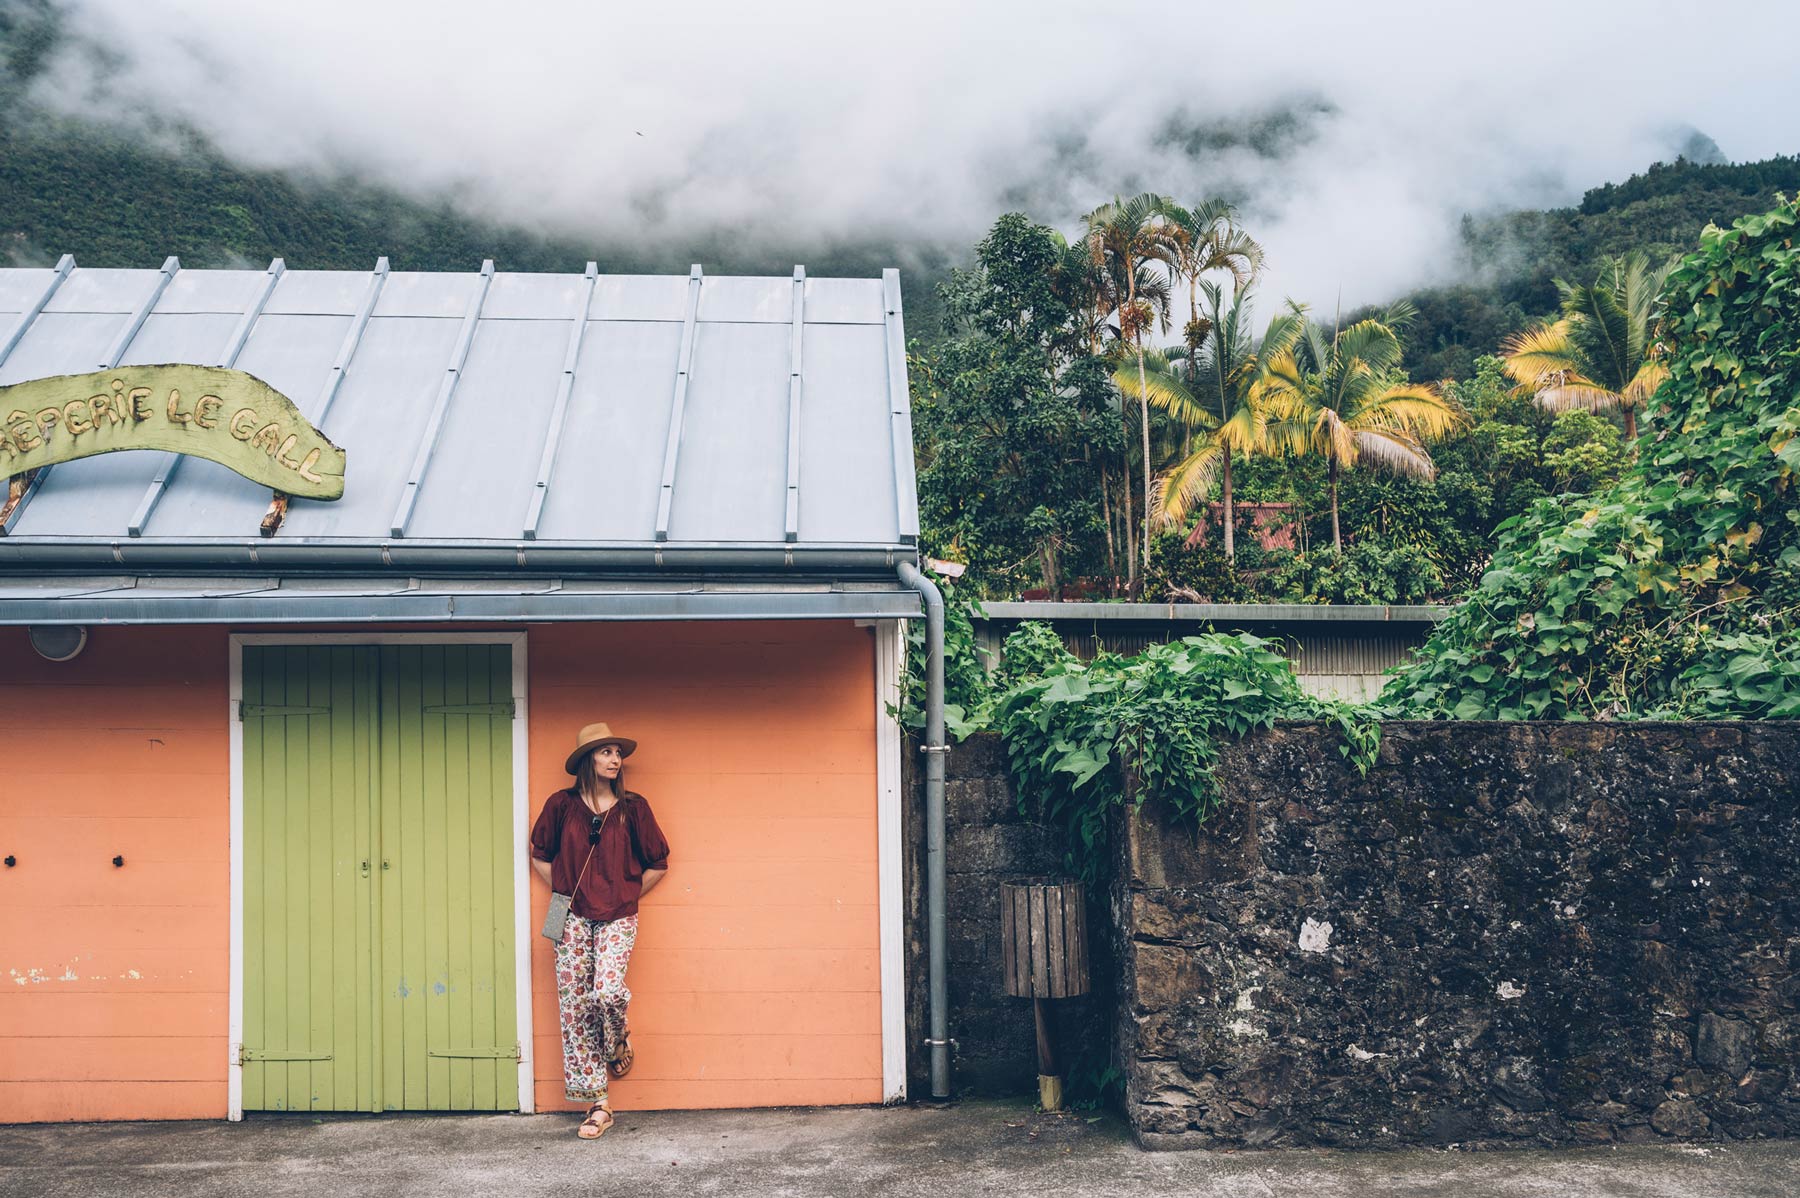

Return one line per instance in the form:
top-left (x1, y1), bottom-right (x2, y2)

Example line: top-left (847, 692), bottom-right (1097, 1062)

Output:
top-left (28, 625), bottom-right (88, 662)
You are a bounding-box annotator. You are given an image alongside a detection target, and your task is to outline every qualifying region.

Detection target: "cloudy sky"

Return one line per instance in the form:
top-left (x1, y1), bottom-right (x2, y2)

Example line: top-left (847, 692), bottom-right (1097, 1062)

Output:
top-left (29, 0), bottom-right (1800, 307)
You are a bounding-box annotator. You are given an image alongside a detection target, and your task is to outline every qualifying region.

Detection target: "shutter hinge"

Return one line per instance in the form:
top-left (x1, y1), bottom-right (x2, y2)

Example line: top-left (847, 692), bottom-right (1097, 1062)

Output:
top-left (239, 702), bottom-right (330, 719)
top-left (422, 701), bottom-right (516, 717)
top-left (429, 1043), bottom-right (521, 1059)
top-left (240, 1046), bottom-right (333, 1061)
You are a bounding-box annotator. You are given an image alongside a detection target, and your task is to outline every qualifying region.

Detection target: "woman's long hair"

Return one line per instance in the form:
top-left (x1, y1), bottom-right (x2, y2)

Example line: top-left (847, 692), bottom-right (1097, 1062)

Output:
top-left (576, 750), bottom-right (627, 804)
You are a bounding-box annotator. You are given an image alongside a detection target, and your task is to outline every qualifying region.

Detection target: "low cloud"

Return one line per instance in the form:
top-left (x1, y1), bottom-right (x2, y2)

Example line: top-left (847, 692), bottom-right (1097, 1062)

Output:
top-left (29, 0), bottom-right (1800, 308)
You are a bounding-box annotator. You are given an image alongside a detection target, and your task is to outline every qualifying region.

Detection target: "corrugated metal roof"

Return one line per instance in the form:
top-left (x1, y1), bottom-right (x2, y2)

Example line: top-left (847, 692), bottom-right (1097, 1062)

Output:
top-left (0, 258), bottom-right (919, 574)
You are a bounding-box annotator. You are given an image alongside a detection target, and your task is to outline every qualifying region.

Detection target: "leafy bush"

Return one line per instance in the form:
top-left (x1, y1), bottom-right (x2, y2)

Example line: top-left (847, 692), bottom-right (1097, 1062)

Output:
top-left (1270, 542), bottom-right (1443, 605)
top-left (898, 579), bottom-right (994, 739)
top-left (1142, 530), bottom-right (1246, 601)
top-left (992, 620), bottom-right (1077, 690)
top-left (993, 634), bottom-right (1376, 881)
top-left (1385, 199), bottom-right (1800, 719)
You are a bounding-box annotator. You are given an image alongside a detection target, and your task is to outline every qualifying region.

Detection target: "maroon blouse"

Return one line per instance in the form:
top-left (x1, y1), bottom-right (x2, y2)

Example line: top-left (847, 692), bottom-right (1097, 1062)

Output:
top-left (530, 789), bottom-right (671, 922)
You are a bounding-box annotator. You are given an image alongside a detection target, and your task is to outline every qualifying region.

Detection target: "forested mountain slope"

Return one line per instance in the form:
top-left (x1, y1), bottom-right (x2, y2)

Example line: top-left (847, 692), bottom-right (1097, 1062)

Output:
top-left (1385, 155), bottom-right (1800, 380)
top-left (1, 1), bottom-right (1792, 366)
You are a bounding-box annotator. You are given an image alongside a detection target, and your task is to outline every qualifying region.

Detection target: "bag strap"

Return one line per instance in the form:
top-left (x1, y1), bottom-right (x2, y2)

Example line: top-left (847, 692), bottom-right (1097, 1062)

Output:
top-left (565, 791), bottom-right (615, 896)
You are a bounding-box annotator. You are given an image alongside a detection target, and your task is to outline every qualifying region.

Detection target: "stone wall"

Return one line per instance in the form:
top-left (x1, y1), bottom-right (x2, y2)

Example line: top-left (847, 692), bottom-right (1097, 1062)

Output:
top-left (1119, 721), bottom-right (1800, 1149)
top-left (904, 734), bottom-right (1111, 1098)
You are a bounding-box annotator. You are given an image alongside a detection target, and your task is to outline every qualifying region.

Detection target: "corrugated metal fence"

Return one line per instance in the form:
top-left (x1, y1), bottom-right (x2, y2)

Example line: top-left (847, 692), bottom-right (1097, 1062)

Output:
top-left (972, 602), bottom-right (1447, 702)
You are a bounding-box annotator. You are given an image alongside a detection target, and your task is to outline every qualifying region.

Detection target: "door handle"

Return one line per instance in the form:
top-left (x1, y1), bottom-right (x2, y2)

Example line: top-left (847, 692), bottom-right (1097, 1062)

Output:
top-left (361, 860), bottom-right (370, 877)
top-left (382, 860), bottom-right (391, 871)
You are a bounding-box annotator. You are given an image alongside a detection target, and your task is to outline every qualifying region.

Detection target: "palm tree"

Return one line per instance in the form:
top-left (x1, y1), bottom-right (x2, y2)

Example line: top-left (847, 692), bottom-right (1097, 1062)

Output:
top-left (1502, 251), bottom-right (1674, 442)
top-left (1260, 304), bottom-right (1465, 551)
top-left (1114, 283), bottom-right (1299, 559)
top-left (1083, 194), bottom-right (1181, 586)
top-left (1165, 197), bottom-right (1263, 346)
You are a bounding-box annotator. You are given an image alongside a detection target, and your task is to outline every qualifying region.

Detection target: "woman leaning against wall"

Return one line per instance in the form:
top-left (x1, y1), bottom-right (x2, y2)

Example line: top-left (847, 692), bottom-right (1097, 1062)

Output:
top-left (529, 722), bottom-right (671, 1139)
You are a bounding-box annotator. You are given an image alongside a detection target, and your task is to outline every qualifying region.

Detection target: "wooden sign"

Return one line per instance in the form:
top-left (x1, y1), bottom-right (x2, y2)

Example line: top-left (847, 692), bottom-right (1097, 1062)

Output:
top-left (0, 364), bottom-right (345, 500)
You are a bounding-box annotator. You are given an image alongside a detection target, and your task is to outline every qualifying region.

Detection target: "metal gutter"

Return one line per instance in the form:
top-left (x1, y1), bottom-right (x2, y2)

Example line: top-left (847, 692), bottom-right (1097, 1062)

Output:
top-left (391, 259), bottom-right (495, 537)
top-left (882, 269), bottom-right (920, 546)
top-left (128, 257), bottom-right (286, 536)
top-left (4, 256), bottom-right (178, 533)
top-left (523, 262), bottom-right (600, 539)
top-left (0, 537), bottom-right (917, 575)
top-left (653, 265), bottom-right (704, 542)
top-left (976, 601), bottom-right (1450, 624)
top-left (897, 560), bottom-right (950, 1099)
top-left (0, 585), bottom-right (923, 626)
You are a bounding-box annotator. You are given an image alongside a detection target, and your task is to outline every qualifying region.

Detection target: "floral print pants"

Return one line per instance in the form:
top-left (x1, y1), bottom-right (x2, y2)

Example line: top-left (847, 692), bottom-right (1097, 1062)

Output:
top-left (553, 912), bottom-right (638, 1102)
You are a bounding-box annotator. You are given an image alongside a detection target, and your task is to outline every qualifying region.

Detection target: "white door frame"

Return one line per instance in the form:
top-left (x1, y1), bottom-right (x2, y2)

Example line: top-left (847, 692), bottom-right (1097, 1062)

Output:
top-left (873, 619), bottom-right (908, 1103)
top-left (227, 631), bottom-right (533, 1119)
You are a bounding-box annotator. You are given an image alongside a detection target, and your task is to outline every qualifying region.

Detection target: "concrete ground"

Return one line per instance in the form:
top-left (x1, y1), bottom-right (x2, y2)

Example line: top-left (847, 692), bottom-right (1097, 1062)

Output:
top-left (5, 1099), bottom-right (1800, 1198)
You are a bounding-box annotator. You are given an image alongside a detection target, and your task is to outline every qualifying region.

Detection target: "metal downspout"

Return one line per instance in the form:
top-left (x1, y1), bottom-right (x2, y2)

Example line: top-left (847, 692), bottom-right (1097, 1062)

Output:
top-left (897, 560), bottom-right (950, 1098)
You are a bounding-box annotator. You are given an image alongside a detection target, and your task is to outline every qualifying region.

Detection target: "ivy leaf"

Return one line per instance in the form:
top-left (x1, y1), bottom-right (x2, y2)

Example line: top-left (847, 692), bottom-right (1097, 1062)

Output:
top-left (1452, 695), bottom-right (1490, 720)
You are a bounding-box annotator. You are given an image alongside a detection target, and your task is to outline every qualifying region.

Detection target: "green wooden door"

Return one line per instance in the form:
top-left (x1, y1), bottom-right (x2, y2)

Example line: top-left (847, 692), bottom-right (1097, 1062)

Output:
top-left (242, 643), bottom-right (517, 1112)
top-left (377, 644), bottom-right (519, 1111)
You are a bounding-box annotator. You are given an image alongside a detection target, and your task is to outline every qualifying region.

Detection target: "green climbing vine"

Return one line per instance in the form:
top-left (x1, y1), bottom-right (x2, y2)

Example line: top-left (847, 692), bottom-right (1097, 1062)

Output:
top-left (991, 628), bottom-right (1377, 882)
top-left (1384, 198), bottom-right (1800, 719)
top-left (901, 604), bottom-right (1379, 882)
top-left (898, 198), bottom-right (1800, 877)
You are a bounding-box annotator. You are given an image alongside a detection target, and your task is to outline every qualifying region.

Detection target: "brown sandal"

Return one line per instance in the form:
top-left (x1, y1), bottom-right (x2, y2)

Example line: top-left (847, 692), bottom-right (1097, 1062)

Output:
top-left (608, 1032), bottom-right (634, 1079)
top-left (577, 1101), bottom-right (613, 1140)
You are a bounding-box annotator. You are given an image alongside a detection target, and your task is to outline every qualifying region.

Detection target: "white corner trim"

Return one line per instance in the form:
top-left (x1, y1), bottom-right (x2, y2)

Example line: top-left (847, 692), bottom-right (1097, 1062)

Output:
top-left (226, 635), bottom-right (245, 1122)
top-left (226, 630), bottom-right (532, 1115)
top-left (874, 618), bottom-right (907, 1103)
top-left (509, 635), bottom-right (535, 1112)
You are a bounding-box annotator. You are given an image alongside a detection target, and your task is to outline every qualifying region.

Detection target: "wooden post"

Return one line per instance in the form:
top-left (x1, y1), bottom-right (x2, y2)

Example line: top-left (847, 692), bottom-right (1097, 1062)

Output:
top-left (1033, 998), bottom-right (1062, 1111)
top-left (1000, 878), bottom-right (1088, 1112)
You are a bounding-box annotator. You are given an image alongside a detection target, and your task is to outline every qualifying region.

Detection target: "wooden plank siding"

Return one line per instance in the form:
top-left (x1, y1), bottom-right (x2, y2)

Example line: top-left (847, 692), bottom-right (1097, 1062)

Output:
top-left (0, 618), bottom-right (885, 1121)
top-left (527, 621), bottom-right (883, 1112)
top-left (0, 626), bottom-right (230, 1123)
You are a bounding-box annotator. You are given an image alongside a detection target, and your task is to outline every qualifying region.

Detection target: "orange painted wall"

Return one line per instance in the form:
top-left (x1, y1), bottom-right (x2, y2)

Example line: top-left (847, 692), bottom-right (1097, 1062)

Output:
top-left (0, 618), bottom-right (884, 1122)
top-left (0, 626), bottom-right (231, 1123)
top-left (527, 621), bottom-right (883, 1112)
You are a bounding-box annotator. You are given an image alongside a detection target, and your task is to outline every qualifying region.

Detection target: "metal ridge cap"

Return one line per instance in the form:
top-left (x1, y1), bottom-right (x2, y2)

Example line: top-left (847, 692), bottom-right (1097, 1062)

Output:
top-left (974, 600), bottom-right (1451, 623)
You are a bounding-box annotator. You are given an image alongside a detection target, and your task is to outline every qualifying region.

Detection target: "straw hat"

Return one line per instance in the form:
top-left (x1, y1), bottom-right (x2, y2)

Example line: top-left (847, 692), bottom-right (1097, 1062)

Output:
top-left (564, 722), bottom-right (638, 774)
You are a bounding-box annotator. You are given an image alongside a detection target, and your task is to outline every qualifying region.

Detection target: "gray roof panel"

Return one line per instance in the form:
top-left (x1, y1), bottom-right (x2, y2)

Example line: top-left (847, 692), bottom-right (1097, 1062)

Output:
top-left (588, 274), bottom-right (689, 322)
top-left (372, 271), bottom-right (482, 319)
top-left (154, 268), bottom-right (267, 314)
top-left (482, 271), bottom-right (592, 321)
top-left (0, 312), bottom-right (124, 384)
top-left (43, 267), bottom-right (159, 314)
top-left (0, 267), bottom-right (58, 315)
top-left (407, 316), bottom-right (569, 539)
top-left (0, 263), bottom-right (917, 568)
top-left (667, 321), bottom-right (790, 541)
top-left (277, 315), bottom-right (462, 538)
top-left (534, 318), bottom-right (684, 542)
top-left (696, 275), bottom-right (793, 324)
top-left (800, 323), bottom-right (900, 543)
top-left (262, 269), bottom-right (373, 316)
top-left (802, 277), bottom-right (886, 325)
